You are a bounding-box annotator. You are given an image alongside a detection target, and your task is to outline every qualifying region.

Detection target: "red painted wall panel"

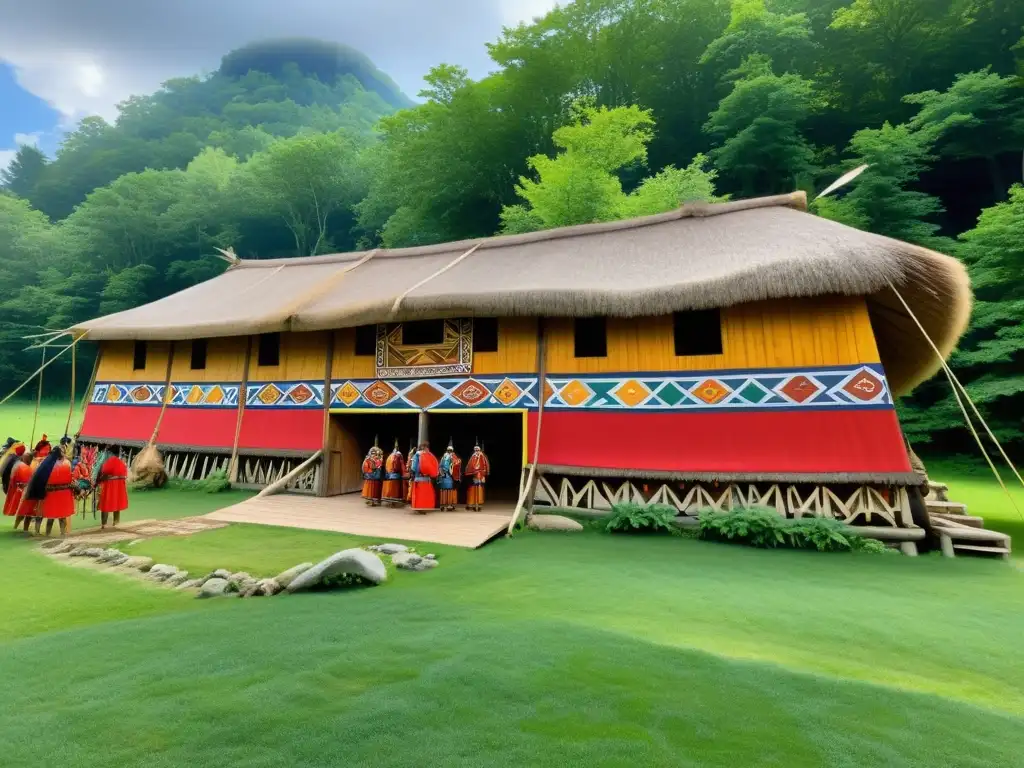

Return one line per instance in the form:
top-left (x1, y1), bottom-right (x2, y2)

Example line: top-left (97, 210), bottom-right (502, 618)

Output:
top-left (527, 409), bottom-right (911, 476)
top-left (80, 404), bottom-right (160, 444)
top-left (238, 410), bottom-right (323, 452)
top-left (158, 408), bottom-right (238, 450)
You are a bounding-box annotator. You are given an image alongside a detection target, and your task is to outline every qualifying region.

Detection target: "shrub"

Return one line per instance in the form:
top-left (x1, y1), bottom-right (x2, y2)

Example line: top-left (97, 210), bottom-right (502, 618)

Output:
top-left (697, 508), bottom-right (888, 553)
top-left (604, 503), bottom-right (679, 534)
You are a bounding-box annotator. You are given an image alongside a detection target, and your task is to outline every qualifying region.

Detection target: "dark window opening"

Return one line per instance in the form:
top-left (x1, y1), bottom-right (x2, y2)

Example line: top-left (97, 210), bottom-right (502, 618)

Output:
top-left (190, 339), bottom-right (208, 370)
top-left (132, 341), bottom-right (147, 371)
top-left (402, 320), bottom-right (445, 346)
top-left (473, 318), bottom-right (499, 353)
top-left (574, 317), bottom-right (607, 358)
top-left (673, 309), bottom-right (723, 356)
top-left (257, 333), bottom-right (280, 367)
top-left (354, 325), bottom-right (377, 356)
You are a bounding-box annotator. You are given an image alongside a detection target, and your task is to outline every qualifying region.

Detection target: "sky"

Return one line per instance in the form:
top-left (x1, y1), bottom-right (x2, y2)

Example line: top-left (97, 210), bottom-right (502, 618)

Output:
top-left (0, 0), bottom-right (559, 170)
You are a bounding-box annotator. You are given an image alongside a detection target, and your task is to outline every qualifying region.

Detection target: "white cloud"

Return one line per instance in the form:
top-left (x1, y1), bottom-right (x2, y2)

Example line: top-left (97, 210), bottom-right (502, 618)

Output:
top-left (0, 0), bottom-right (562, 124)
top-left (0, 149), bottom-right (15, 172)
top-left (13, 132), bottom-right (41, 147)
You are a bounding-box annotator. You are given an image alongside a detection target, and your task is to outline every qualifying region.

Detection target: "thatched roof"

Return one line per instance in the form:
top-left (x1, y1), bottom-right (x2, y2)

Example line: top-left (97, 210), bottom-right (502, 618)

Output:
top-left (73, 192), bottom-right (971, 396)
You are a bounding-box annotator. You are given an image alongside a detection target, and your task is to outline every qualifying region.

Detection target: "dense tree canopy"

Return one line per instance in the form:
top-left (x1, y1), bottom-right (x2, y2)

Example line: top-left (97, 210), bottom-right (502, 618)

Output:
top-left (0, 12), bottom-right (1022, 456)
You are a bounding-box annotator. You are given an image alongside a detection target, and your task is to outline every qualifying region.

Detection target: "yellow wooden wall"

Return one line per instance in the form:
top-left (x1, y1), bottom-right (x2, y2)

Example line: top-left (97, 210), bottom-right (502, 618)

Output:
top-left (331, 328), bottom-right (376, 380)
top-left (472, 318), bottom-right (538, 374)
top-left (545, 296), bottom-right (880, 374)
top-left (98, 296), bottom-right (880, 384)
top-left (96, 340), bottom-right (173, 382)
top-left (170, 337), bottom-right (248, 382)
top-left (250, 331), bottom-right (330, 381)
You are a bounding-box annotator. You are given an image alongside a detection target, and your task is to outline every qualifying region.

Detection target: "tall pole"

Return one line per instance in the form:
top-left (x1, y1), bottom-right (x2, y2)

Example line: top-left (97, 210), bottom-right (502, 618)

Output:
top-left (417, 410), bottom-right (428, 446)
top-left (30, 347), bottom-right (46, 447)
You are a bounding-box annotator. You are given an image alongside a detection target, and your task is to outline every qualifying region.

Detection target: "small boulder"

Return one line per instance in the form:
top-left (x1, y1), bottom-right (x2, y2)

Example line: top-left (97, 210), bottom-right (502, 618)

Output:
top-left (425, 554), bottom-right (437, 560)
top-left (176, 579), bottom-right (203, 590)
top-left (257, 578), bottom-right (282, 597)
top-left (97, 549), bottom-right (125, 563)
top-left (165, 572), bottom-right (190, 587)
top-left (120, 556), bottom-right (154, 572)
top-left (49, 541), bottom-right (76, 555)
top-left (273, 562), bottom-right (314, 589)
top-left (212, 569), bottom-right (232, 581)
top-left (393, 552), bottom-right (437, 572)
top-left (286, 549), bottom-right (387, 593)
top-left (375, 543), bottom-right (409, 555)
top-left (40, 539), bottom-right (64, 550)
top-left (148, 564), bottom-right (179, 581)
top-left (199, 578), bottom-right (230, 598)
top-left (71, 547), bottom-right (105, 558)
top-left (528, 514), bottom-right (584, 532)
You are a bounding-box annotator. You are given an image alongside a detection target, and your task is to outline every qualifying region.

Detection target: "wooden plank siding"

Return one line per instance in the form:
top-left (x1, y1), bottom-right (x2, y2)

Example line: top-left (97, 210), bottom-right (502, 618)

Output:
top-left (544, 296), bottom-right (880, 374)
top-left (95, 295), bottom-right (881, 386)
top-left (96, 340), bottom-right (172, 382)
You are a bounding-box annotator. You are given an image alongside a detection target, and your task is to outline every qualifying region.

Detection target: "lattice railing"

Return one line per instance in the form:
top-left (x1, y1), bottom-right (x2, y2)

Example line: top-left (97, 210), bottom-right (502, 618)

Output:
top-left (531, 474), bottom-right (913, 528)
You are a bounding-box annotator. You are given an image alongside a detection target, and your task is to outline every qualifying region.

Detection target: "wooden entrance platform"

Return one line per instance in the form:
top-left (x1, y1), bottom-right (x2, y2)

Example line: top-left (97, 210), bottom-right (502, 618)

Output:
top-left (204, 494), bottom-right (515, 548)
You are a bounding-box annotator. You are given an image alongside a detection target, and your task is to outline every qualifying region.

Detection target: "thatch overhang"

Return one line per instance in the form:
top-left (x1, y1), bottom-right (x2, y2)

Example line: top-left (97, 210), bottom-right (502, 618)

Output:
top-left (72, 192), bottom-right (971, 396)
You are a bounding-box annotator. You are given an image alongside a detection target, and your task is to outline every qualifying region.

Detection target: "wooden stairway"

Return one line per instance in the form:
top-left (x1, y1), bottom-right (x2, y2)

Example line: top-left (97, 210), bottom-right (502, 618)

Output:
top-left (926, 482), bottom-right (1012, 560)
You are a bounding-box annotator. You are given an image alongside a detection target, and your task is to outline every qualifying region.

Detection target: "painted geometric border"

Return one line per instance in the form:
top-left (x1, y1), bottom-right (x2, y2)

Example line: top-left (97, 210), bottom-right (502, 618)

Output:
top-left (376, 319), bottom-right (473, 380)
top-left (94, 365), bottom-right (892, 412)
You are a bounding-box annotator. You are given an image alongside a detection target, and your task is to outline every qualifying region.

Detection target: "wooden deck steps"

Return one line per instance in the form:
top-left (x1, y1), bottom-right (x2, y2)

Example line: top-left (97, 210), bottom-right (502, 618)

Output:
top-left (932, 517), bottom-right (1011, 560)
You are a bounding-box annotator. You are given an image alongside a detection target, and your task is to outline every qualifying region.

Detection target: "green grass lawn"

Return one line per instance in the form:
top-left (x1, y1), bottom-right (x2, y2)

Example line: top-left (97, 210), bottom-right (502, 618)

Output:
top-left (2, 401), bottom-right (1024, 765)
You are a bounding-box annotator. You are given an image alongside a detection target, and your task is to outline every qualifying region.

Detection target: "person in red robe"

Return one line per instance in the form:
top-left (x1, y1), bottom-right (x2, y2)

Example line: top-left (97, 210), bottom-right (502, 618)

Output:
top-left (22, 447), bottom-right (74, 537)
top-left (1, 440), bottom-right (25, 497)
top-left (5, 450), bottom-right (31, 525)
top-left (465, 442), bottom-right (491, 511)
top-left (96, 445), bottom-right (130, 528)
top-left (382, 441), bottom-right (406, 507)
top-left (32, 434), bottom-right (51, 465)
top-left (361, 445), bottom-right (383, 506)
top-left (410, 441), bottom-right (439, 513)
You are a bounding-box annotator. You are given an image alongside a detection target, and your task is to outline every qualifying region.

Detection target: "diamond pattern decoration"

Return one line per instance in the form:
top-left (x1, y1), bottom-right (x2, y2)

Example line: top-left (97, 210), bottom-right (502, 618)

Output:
top-left (95, 366), bottom-right (892, 413)
top-left (614, 379), bottom-right (651, 407)
top-left (288, 383), bottom-right (315, 405)
top-left (779, 375), bottom-right (820, 404)
top-left (335, 381), bottom-right (361, 406)
top-left (691, 379), bottom-right (731, 405)
top-left (451, 379), bottom-right (490, 407)
top-left (257, 383), bottom-right (284, 406)
top-left (205, 385), bottom-right (225, 405)
top-left (843, 369), bottom-right (884, 401)
top-left (559, 380), bottom-right (594, 407)
top-left (364, 380), bottom-right (398, 407)
top-left (736, 381), bottom-right (770, 404)
top-left (404, 381), bottom-right (444, 409)
top-left (493, 379), bottom-right (523, 406)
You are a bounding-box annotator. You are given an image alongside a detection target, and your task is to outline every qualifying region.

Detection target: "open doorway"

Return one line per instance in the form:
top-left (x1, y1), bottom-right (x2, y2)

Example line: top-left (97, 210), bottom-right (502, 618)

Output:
top-left (427, 411), bottom-right (524, 503)
top-left (327, 412), bottom-right (418, 496)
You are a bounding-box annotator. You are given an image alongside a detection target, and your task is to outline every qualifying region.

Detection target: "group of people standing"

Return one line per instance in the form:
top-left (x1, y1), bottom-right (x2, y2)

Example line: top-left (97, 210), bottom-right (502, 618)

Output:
top-left (1, 435), bottom-right (130, 538)
top-left (361, 439), bottom-right (491, 513)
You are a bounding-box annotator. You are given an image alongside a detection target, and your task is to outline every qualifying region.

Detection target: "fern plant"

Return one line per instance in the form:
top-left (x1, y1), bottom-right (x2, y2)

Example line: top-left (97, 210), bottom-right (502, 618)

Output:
top-left (604, 503), bottom-right (678, 534)
top-left (698, 508), bottom-right (888, 553)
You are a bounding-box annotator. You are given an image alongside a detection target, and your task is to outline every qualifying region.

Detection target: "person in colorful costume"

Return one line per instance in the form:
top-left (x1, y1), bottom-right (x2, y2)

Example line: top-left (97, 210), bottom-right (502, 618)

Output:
top-left (4, 450), bottom-right (31, 525)
top-left (382, 441), bottom-right (407, 508)
top-left (22, 446), bottom-right (75, 537)
top-left (404, 441), bottom-right (416, 504)
top-left (361, 443), bottom-right (383, 506)
top-left (465, 442), bottom-right (491, 511)
top-left (1, 438), bottom-right (25, 495)
top-left (32, 434), bottom-right (51, 467)
top-left (96, 445), bottom-right (130, 528)
top-left (437, 440), bottom-right (462, 511)
top-left (409, 441), bottom-right (439, 513)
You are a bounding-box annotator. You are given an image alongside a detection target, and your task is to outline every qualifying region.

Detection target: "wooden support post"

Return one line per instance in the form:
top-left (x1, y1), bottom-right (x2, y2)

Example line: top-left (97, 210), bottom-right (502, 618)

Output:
top-left (417, 410), bottom-right (429, 446)
top-left (508, 317), bottom-right (546, 535)
top-left (319, 331), bottom-right (335, 497)
top-left (256, 450), bottom-right (322, 499)
top-left (148, 342), bottom-right (177, 447)
top-left (228, 336), bottom-right (253, 484)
